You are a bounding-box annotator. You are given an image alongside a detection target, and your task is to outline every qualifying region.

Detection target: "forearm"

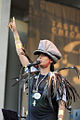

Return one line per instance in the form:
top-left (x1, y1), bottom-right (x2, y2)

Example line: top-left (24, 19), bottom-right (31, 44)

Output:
top-left (13, 30), bottom-right (23, 49)
top-left (13, 31), bottom-right (30, 66)
top-left (58, 100), bottom-right (65, 120)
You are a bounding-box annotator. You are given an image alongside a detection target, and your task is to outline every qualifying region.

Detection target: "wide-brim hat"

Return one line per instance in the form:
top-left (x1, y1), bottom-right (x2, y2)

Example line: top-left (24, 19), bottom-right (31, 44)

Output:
top-left (33, 40), bottom-right (62, 64)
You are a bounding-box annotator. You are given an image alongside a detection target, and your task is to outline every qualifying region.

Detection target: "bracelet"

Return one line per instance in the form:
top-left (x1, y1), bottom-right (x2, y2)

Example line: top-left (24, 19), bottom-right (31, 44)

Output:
top-left (15, 35), bottom-right (20, 41)
top-left (16, 42), bottom-right (22, 48)
top-left (58, 118), bottom-right (62, 120)
top-left (58, 110), bottom-right (64, 116)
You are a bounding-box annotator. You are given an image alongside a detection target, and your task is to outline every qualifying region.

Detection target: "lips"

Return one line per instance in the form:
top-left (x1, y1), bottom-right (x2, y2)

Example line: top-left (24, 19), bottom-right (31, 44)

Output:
top-left (39, 60), bottom-right (42, 63)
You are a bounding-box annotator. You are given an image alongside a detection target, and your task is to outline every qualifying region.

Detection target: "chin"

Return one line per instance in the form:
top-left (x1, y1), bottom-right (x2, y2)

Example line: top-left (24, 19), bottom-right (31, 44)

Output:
top-left (39, 63), bottom-right (43, 66)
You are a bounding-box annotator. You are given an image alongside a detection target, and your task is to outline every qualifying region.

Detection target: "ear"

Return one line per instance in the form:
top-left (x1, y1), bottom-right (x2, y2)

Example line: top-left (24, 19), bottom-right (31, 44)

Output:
top-left (50, 60), bottom-right (53, 63)
top-left (49, 59), bottom-right (53, 64)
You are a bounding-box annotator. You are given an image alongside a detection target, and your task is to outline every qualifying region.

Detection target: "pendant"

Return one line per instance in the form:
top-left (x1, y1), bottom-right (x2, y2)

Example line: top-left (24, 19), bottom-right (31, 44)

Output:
top-left (32, 92), bottom-right (41, 100)
top-left (32, 100), bottom-right (36, 106)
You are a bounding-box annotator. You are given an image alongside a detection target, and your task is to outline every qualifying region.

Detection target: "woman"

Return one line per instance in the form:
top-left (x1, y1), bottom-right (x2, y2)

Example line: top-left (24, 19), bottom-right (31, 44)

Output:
top-left (8, 17), bottom-right (79, 120)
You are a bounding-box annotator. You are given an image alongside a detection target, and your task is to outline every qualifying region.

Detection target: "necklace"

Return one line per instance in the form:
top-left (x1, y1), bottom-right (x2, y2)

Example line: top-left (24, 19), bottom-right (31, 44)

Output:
top-left (32, 73), bottom-right (48, 102)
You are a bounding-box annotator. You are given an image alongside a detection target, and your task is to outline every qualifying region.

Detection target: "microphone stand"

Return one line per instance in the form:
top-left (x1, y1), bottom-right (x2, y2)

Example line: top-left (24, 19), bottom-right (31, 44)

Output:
top-left (27, 65), bottom-right (31, 120)
top-left (18, 67), bottom-right (25, 120)
top-left (18, 65), bottom-right (31, 120)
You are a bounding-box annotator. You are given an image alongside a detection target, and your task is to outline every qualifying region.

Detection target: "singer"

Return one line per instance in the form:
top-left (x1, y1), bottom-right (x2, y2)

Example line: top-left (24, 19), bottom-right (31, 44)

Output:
top-left (8, 17), bottom-right (80, 120)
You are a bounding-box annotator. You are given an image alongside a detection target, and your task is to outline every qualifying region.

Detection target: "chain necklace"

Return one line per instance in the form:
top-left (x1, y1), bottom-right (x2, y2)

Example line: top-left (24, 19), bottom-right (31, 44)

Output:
top-left (32, 72), bottom-right (48, 106)
top-left (38, 74), bottom-right (48, 90)
top-left (33, 72), bottom-right (48, 92)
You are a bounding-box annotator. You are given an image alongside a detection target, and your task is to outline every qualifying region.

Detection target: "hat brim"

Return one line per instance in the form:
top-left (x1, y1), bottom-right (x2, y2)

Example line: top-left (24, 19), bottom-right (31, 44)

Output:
top-left (34, 49), bottom-right (48, 55)
top-left (34, 49), bottom-right (61, 64)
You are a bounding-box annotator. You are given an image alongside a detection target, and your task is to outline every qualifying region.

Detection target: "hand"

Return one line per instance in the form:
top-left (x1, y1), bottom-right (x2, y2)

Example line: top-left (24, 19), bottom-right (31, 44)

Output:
top-left (8, 17), bottom-right (17, 32)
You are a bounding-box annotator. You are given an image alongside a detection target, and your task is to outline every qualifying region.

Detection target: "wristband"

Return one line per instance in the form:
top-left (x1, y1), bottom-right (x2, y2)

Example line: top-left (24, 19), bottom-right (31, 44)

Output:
top-left (16, 42), bottom-right (22, 48)
top-left (58, 118), bottom-right (62, 120)
top-left (58, 110), bottom-right (64, 116)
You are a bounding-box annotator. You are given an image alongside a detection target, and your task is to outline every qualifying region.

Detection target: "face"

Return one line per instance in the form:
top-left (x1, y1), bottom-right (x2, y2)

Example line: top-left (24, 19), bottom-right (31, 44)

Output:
top-left (37, 53), bottom-right (51, 68)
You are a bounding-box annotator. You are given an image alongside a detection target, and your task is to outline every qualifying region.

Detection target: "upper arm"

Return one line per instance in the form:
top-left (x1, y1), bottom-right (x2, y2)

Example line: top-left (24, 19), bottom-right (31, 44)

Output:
top-left (19, 55), bottom-right (30, 67)
top-left (16, 48), bottom-right (30, 67)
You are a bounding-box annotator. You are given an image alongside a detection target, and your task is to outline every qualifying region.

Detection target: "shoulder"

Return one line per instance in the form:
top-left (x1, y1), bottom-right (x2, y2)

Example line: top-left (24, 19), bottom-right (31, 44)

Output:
top-left (49, 71), bottom-right (65, 80)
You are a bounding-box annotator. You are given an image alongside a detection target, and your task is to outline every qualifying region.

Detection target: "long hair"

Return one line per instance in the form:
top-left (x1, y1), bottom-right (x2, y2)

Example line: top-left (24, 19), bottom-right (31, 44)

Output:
top-left (50, 62), bottom-right (54, 72)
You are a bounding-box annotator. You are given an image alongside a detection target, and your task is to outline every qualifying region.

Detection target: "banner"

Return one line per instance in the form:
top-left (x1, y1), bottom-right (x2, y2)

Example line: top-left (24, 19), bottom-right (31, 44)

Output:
top-left (25, 1), bottom-right (80, 119)
top-left (27, 0), bottom-right (80, 84)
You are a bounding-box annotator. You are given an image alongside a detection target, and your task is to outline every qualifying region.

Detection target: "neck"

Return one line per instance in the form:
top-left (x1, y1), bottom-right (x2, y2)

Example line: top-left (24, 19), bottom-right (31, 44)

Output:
top-left (39, 66), bottom-right (50, 75)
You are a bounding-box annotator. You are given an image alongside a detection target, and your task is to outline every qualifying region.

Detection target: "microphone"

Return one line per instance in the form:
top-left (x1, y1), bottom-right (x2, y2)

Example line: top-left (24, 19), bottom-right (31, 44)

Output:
top-left (27, 61), bottom-right (40, 68)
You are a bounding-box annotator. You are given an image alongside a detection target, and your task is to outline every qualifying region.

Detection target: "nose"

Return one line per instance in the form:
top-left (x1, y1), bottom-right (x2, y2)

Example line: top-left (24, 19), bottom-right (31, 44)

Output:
top-left (39, 55), bottom-right (41, 59)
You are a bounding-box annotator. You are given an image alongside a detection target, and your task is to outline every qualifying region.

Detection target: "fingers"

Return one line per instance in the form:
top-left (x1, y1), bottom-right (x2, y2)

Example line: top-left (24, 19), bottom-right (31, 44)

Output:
top-left (8, 22), bottom-right (13, 27)
top-left (8, 17), bottom-right (16, 32)
top-left (13, 17), bottom-right (15, 24)
top-left (8, 22), bottom-right (15, 32)
top-left (8, 22), bottom-right (13, 30)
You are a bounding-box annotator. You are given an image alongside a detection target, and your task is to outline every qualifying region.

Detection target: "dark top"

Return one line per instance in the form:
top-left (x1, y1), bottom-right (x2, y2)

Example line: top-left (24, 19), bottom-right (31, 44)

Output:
top-left (26, 74), bottom-right (58, 120)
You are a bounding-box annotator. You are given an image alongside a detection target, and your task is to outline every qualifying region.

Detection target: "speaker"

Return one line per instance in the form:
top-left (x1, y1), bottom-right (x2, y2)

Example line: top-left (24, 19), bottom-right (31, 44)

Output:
top-left (2, 109), bottom-right (18, 120)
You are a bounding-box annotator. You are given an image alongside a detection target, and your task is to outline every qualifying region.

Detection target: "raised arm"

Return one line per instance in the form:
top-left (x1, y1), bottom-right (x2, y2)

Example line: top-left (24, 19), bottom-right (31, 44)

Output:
top-left (8, 17), bottom-right (30, 67)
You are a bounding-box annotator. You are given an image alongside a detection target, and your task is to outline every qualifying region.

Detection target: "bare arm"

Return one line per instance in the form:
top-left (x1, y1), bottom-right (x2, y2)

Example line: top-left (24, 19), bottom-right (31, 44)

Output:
top-left (58, 100), bottom-right (65, 120)
top-left (8, 17), bottom-right (30, 67)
